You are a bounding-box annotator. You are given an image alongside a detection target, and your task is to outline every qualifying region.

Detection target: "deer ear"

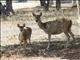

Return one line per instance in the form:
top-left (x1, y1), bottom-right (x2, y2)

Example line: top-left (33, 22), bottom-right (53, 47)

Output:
top-left (32, 12), bottom-right (36, 16)
top-left (40, 12), bottom-right (42, 16)
top-left (23, 24), bottom-right (25, 27)
top-left (17, 24), bottom-right (20, 27)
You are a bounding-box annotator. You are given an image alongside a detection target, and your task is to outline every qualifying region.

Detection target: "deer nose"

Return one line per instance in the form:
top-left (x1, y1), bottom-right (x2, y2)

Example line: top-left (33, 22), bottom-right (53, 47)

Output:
top-left (20, 29), bottom-right (23, 32)
top-left (36, 20), bottom-right (38, 22)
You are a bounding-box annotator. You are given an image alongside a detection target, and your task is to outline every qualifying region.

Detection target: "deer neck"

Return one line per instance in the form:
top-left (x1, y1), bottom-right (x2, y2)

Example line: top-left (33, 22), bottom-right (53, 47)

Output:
top-left (37, 19), bottom-right (45, 29)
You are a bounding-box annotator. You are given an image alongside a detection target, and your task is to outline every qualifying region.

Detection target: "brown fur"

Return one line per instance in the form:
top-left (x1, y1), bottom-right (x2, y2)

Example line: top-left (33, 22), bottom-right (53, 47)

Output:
top-left (32, 12), bottom-right (75, 49)
top-left (17, 24), bottom-right (32, 47)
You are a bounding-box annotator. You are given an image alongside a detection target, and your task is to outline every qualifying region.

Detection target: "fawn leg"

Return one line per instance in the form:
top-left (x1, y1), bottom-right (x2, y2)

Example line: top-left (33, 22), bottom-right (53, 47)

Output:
top-left (20, 41), bottom-right (22, 47)
top-left (29, 37), bottom-right (31, 45)
top-left (23, 40), bottom-right (27, 49)
top-left (29, 37), bottom-right (32, 48)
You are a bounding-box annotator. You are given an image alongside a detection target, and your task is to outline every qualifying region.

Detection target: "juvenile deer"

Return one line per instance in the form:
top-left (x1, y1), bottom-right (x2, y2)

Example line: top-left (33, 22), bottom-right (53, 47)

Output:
top-left (17, 24), bottom-right (32, 47)
top-left (32, 12), bottom-right (75, 49)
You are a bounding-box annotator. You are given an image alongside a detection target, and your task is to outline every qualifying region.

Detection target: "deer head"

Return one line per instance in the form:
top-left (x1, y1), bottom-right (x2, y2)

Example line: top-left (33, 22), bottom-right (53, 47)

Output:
top-left (32, 12), bottom-right (42, 22)
top-left (17, 24), bottom-right (25, 32)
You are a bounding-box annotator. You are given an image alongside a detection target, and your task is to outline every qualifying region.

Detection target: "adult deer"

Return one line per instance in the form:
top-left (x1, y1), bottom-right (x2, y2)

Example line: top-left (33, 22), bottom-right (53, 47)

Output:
top-left (32, 12), bottom-right (75, 50)
top-left (17, 24), bottom-right (32, 48)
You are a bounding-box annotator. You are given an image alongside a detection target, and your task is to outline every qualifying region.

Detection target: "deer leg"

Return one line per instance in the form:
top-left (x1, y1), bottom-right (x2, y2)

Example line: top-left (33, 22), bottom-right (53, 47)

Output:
top-left (69, 30), bottom-right (75, 41)
top-left (47, 34), bottom-right (51, 50)
top-left (64, 32), bottom-right (70, 48)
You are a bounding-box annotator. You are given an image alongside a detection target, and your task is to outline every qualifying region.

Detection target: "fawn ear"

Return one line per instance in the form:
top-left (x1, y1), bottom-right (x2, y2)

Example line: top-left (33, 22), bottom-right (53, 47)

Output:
top-left (32, 12), bottom-right (36, 17)
top-left (23, 24), bottom-right (25, 27)
top-left (17, 24), bottom-right (20, 27)
top-left (40, 12), bottom-right (42, 16)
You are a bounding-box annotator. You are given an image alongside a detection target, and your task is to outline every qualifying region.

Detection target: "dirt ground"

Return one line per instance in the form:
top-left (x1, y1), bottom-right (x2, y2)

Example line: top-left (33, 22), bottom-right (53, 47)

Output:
top-left (1, 7), bottom-right (80, 60)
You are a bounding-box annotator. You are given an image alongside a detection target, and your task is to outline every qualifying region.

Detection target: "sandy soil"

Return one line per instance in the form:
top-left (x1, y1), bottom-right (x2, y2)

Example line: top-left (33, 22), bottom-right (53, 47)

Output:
top-left (1, 7), bottom-right (80, 60)
top-left (1, 56), bottom-right (67, 60)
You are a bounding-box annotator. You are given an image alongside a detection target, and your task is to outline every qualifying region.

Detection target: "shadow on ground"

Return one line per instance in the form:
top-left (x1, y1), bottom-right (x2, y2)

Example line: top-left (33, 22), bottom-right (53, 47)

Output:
top-left (1, 37), bottom-right (80, 60)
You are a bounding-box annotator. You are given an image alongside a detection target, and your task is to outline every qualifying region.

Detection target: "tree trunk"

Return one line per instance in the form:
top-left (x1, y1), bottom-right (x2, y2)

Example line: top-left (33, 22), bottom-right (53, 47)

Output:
top-left (76, 0), bottom-right (79, 19)
top-left (73, 0), bottom-right (77, 5)
top-left (0, 2), bottom-right (2, 15)
top-left (78, 0), bottom-right (80, 5)
top-left (18, 0), bottom-right (23, 2)
top-left (56, 0), bottom-right (61, 10)
top-left (6, 0), bottom-right (14, 15)
top-left (0, 2), bottom-right (6, 16)
top-left (40, 0), bottom-right (45, 6)
top-left (40, 0), bottom-right (50, 11)
top-left (44, 0), bottom-right (50, 11)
